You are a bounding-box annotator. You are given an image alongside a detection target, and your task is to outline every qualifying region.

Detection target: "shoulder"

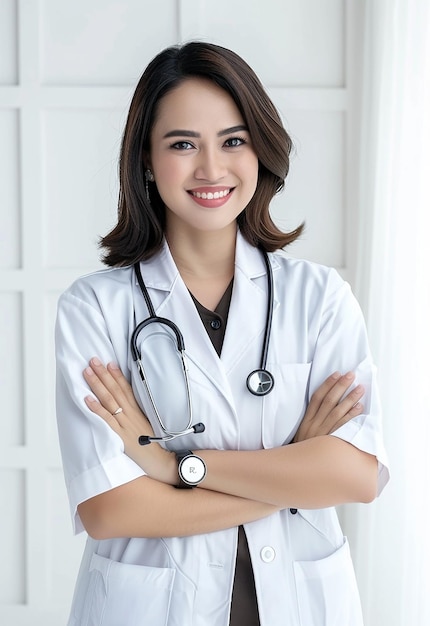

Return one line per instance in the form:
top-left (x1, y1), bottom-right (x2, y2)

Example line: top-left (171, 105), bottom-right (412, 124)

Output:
top-left (271, 249), bottom-right (346, 293)
top-left (58, 265), bottom-right (135, 311)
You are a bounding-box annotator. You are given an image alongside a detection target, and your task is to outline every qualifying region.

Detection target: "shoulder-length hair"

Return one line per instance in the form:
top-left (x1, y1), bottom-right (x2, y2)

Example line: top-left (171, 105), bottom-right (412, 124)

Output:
top-left (100, 41), bottom-right (303, 266)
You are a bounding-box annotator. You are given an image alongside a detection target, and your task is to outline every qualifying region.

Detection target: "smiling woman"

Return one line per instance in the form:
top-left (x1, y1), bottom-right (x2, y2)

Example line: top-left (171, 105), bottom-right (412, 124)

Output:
top-left (55, 41), bottom-right (389, 626)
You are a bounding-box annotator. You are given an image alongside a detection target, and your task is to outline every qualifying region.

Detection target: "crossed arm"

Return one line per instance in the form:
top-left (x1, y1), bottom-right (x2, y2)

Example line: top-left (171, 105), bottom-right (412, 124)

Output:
top-left (78, 359), bottom-right (378, 540)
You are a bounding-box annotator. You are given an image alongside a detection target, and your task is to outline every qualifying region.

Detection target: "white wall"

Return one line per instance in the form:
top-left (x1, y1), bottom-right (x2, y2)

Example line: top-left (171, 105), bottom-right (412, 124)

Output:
top-left (0, 1), bottom-right (363, 623)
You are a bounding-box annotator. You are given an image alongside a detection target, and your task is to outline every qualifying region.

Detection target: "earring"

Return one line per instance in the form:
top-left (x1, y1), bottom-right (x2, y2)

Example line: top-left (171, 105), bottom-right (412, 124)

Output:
top-left (145, 169), bottom-right (154, 200)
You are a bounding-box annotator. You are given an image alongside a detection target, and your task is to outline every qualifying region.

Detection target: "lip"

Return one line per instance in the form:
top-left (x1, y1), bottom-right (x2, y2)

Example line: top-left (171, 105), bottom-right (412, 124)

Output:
top-left (187, 186), bottom-right (234, 208)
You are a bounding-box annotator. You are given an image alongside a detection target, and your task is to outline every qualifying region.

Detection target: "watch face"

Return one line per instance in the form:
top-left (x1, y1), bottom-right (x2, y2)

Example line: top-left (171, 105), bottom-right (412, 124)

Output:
top-left (179, 455), bottom-right (206, 485)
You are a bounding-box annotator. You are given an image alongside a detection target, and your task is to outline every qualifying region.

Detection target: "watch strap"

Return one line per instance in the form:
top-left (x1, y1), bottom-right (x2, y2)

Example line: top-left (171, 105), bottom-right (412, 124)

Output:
top-left (175, 450), bottom-right (194, 489)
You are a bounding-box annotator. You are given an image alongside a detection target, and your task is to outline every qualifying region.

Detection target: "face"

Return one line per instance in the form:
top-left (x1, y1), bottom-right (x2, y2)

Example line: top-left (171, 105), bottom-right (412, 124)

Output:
top-left (148, 78), bottom-right (259, 239)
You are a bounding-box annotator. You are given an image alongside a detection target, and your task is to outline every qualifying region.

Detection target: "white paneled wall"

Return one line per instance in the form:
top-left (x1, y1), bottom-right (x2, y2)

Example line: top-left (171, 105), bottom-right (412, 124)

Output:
top-left (0, 1), bottom-right (363, 624)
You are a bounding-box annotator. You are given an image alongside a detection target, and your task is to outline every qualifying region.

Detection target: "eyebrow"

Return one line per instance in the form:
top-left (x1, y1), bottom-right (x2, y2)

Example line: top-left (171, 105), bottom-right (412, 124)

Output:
top-left (163, 125), bottom-right (248, 139)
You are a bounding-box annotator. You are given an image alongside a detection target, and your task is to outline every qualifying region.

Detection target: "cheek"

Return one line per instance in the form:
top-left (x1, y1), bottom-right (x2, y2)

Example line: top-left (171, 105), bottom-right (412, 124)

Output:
top-left (156, 157), bottom-right (192, 195)
top-left (244, 150), bottom-right (259, 173)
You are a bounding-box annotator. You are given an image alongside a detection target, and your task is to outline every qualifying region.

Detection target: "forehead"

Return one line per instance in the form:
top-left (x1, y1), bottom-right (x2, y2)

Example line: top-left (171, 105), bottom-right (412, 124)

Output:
top-left (152, 78), bottom-right (244, 135)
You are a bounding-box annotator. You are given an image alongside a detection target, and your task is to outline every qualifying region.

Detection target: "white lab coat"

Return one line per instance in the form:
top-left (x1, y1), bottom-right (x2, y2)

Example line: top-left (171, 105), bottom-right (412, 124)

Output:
top-left (55, 232), bottom-right (389, 626)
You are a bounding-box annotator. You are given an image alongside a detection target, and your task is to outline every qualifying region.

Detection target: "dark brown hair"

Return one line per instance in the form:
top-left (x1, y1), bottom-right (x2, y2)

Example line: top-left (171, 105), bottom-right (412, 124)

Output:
top-left (100, 41), bottom-right (303, 266)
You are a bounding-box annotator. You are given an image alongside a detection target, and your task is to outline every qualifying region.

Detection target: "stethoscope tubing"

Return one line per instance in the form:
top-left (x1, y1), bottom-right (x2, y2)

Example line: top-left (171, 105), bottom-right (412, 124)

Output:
top-left (131, 248), bottom-right (275, 443)
top-left (260, 248), bottom-right (274, 370)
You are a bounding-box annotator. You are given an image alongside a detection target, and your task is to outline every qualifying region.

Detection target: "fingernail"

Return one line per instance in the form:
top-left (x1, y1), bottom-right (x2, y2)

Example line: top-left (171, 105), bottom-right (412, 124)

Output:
top-left (85, 395), bottom-right (96, 403)
top-left (345, 372), bottom-right (354, 380)
top-left (332, 371), bottom-right (341, 380)
top-left (91, 357), bottom-right (101, 366)
top-left (354, 402), bottom-right (362, 411)
top-left (108, 361), bottom-right (119, 370)
top-left (85, 367), bottom-right (94, 376)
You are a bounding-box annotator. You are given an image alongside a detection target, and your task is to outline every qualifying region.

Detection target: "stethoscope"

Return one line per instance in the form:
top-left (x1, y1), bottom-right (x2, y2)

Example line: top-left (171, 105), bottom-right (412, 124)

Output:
top-left (131, 249), bottom-right (274, 445)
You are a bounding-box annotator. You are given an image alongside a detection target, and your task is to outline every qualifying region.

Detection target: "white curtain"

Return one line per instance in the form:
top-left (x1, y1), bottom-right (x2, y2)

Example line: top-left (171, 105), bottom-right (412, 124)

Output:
top-left (346, 1), bottom-right (430, 624)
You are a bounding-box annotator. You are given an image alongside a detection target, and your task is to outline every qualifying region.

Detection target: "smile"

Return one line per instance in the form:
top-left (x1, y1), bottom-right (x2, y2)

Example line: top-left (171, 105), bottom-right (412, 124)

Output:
top-left (188, 187), bottom-right (234, 208)
top-left (190, 188), bottom-right (231, 200)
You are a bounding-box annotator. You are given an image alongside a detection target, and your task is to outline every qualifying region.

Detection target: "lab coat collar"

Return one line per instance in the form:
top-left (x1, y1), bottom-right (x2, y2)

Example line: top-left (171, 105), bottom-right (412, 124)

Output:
top-left (138, 230), bottom-right (280, 289)
top-left (137, 240), bottom-right (178, 292)
top-left (221, 232), bottom-right (281, 374)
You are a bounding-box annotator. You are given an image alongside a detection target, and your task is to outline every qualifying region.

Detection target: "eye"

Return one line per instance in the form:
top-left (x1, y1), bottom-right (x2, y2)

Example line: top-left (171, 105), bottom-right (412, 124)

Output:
top-left (224, 136), bottom-right (247, 148)
top-left (170, 141), bottom-right (195, 151)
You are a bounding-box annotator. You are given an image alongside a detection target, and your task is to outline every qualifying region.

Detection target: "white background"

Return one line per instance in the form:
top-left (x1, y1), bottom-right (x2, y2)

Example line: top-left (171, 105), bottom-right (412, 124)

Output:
top-left (0, 0), bottom-right (366, 624)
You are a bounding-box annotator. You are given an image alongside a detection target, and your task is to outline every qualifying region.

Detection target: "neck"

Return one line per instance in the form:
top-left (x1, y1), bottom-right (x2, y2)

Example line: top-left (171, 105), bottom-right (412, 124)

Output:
top-left (166, 226), bottom-right (237, 310)
top-left (166, 227), bottom-right (237, 281)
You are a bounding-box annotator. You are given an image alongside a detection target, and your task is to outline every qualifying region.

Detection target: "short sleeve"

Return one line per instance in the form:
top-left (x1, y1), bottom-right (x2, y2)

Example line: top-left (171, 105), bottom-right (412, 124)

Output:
top-left (308, 270), bottom-right (390, 495)
top-left (55, 286), bottom-right (145, 534)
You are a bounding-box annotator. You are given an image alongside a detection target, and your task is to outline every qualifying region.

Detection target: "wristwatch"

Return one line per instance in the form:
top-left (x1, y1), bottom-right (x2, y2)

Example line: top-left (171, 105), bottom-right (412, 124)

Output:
top-left (175, 450), bottom-right (206, 488)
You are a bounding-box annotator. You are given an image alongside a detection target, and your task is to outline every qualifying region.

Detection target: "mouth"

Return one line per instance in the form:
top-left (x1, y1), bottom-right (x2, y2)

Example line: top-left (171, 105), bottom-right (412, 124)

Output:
top-left (189, 188), bottom-right (233, 200)
top-left (187, 187), bottom-right (234, 208)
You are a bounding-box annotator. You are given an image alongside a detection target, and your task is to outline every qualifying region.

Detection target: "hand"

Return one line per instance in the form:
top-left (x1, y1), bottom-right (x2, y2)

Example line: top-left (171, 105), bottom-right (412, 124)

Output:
top-left (293, 371), bottom-right (364, 443)
top-left (83, 358), bottom-right (176, 484)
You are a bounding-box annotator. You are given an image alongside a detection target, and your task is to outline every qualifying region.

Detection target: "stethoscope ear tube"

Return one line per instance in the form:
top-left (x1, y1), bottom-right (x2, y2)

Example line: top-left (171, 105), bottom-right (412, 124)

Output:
top-left (131, 315), bottom-right (186, 361)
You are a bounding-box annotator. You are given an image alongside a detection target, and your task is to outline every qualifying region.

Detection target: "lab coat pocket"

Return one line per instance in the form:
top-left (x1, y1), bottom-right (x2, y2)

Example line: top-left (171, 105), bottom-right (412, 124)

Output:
top-left (262, 362), bottom-right (311, 448)
top-left (82, 553), bottom-right (187, 626)
top-left (293, 537), bottom-right (363, 626)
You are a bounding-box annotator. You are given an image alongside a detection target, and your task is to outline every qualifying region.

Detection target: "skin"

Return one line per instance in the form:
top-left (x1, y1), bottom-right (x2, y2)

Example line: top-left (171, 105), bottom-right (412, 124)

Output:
top-left (77, 78), bottom-right (378, 540)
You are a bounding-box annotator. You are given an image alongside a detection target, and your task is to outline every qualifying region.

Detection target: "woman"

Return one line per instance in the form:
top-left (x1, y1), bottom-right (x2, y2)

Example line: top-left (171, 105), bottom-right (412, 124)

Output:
top-left (56, 42), bottom-right (389, 626)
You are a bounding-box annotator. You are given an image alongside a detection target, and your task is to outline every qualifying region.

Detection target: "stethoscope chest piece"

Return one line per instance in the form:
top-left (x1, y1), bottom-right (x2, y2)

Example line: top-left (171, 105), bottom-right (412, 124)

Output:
top-left (246, 369), bottom-right (274, 396)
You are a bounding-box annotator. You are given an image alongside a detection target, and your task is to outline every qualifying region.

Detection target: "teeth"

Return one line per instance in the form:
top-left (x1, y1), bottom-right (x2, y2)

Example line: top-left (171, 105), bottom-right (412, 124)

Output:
top-left (192, 189), bottom-right (230, 199)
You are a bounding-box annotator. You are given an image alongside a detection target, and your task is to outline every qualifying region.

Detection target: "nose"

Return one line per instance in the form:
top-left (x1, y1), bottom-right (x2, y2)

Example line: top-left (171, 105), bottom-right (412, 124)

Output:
top-left (194, 146), bottom-right (227, 182)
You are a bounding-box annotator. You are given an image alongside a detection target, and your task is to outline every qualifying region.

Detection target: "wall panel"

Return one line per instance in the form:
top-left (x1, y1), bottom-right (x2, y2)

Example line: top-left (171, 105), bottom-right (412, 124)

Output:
top-left (40, 0), bottom-right (179, 85)
top-left (180, 0), bottom-right (344, 87)
top-left (45, 291), bottom-right (62, 451)
top-left (0, 0), bottom-right (18, 84)
top-left (0, 109), bottom-right (21, 268)
top-left (270, 110), bottom-right (345, 267)
top-left (41, 109), bottom-right (123, 268)
top-left (0, 470), bottom-right (25, 604)
top-left (0, 292), bottom-right (24, 445)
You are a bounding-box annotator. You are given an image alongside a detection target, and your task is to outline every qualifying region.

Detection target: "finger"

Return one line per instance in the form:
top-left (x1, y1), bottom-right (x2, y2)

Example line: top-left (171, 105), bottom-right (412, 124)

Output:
top-left (316, 372), bottom-right (356, 414)
top-left (322, 376), bottom-right (364, 426)
top-left (306, 373), bottom-right (360, 437)
top-left (107, 362), bottom-right (140, 410)
top-left (89, 359), bottom-right (131, 408)
top-left (306, 371), bottom-right (343, 417)
top-left (328, 401), bottom-right (363, 433)
top-left (316, 382), bottom-right (364, 431)
top-left (306, 372), bottom-right (355, 427)
top-left (84, 395), bottom-right (123, 434)
top-left (329, 383), bottom-right (365, 418)
top-left (84, 361), bottom-right (126, 414)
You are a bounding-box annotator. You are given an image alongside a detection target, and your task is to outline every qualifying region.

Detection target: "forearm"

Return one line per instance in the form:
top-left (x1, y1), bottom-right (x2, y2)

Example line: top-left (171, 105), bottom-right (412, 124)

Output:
top-left (80, 361), bottom-right (377, 517)
top-left (197, 436), bottom-right (378, 508)
top-left (78, 475), bottom-right (279, 540)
